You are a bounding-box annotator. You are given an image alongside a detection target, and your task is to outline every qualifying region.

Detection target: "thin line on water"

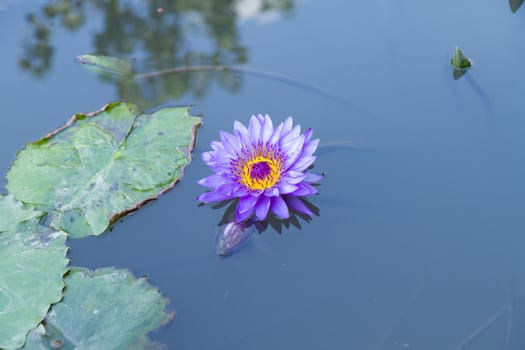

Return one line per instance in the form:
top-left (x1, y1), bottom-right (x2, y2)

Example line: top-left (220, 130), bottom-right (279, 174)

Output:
top-left (134, 65), bottom-right (381, 120)
top-left (318, 140), bottom-right (409, 155)
top-left (453, 305), bottom-right (510, 350)
top-left (372, 251), bottom-right (438, 350)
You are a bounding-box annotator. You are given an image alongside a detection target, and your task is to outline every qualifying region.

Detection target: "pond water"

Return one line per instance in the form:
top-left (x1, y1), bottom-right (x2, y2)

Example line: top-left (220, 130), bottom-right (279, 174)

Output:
top-left (3, 0), bottom-right (525, 349)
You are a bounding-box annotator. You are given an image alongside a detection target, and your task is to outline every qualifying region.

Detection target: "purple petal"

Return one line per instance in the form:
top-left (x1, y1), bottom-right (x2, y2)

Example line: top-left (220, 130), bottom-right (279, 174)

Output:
top-left (238, 195), bottom-right (258, 213)
top-left (291, 182), bottom-right (318, 196)
top-left (291, 155), bottom-right (316, 172)
top-left (268, 123), bottom-right (283, 145)
top-left (201, 151), bottom-right (231, 173)
top-left (280, 117), bottom-right (294, 135)
top-left (210, 141), bottom-right (225, 151)
top-left (216, 183), bottom-right (246, 197)
top-left (206, 163), bottom-right (230, 175)
top-left (206, 149), bottom-right (230, 164)
top-left (249, 115), bottom-right (262, 143)
top-left (231, 183), bottom-right (250, 196)
top-left (256, 114), bottom-right (265, 123)
top-left (284, 196), bottom-right (313, 216)
top-left (279, 124), bottom-right (301, 147)
top-left (219, 131), bottom-right (241, 154)
top-left (304, 172), bottom-right (324, 184)
top-left (255, 195), bottom-right (271, 220)
top-left (301, 138), bottom-right (319, 157)
top-left (282, 135), bottom-right (305, 169)
top-left (233, 120), bottom-right (249, 145)
top-left (264, 187), bottom-right (279, 196)
top-left (303, 128), bottom-right (313, 142)
top-left (197, 174), bottom-right (229, 188)
top-left (276, 182), bottom-right (298, 194)
top-left (197, 191), bottom-right (234, 203)
top-left (270, 196), bottom-right (290, 219)
top-left (236, 208), bottom-right (253, 222)
top-left (236, 195), bottom-right (258, 222)
top-left (280, 171), bottom-right (306, 184)
top-left (260, 114), bottom-right (274, 144)
top-left (201, 151), bottom-right (213, 163)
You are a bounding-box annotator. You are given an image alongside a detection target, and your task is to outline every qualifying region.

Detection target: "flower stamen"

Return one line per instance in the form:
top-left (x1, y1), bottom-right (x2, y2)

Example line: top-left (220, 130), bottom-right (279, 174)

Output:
top-left (233, 144), bottom-right (283, 191)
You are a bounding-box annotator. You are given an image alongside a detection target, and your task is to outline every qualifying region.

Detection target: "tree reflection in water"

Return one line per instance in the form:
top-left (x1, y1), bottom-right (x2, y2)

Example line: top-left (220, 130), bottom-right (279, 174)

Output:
top-left (19, 0), bottom-right (295, 107)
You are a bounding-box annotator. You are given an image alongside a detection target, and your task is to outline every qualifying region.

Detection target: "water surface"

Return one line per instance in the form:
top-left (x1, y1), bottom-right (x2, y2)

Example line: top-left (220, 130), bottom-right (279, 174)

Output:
top-left (2, 0), bottom-right (525, 348)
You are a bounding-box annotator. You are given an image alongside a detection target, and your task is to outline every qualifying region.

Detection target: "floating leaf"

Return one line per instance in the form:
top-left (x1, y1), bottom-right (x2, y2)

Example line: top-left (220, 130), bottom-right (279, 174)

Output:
top-left (0, 195), bottom-right (68, 350)
top-left (75, 54), bottom-right (134, 79)
top-left (0, 193), bottom-right (41, 233)
top-left (510, 0), bottom-right (524, 12)
top-left (450, 47), bottom-right (472, 69)
top-left (7, 101), bottom-right (201, 238)
top-left (23, 267), bottom-right (173, 350)
top-left (450, 47), bottom-right (472, 80)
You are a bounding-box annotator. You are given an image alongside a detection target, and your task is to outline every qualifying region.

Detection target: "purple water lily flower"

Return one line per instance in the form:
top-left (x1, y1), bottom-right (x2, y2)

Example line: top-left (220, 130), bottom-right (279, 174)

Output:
top-left (197, 114), bottom-right (322, 222)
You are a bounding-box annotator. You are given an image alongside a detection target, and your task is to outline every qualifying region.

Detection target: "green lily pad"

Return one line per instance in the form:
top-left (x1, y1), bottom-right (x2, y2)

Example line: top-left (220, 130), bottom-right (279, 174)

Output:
top-left (23, 267), bottom-right (173, 350)
top-left (0, 194), bottom-right (42, 233)
top-left (0, 195), bottom-right (68, 350)
top-left (7, 101), bottom-right (201, 238)
top-left (450, 47), bottom-right (472, 80)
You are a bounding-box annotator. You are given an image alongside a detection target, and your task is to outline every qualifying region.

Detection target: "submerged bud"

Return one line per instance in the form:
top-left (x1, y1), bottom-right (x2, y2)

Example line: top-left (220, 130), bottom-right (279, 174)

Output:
top-left (215, 221), bottom-right (255, 256)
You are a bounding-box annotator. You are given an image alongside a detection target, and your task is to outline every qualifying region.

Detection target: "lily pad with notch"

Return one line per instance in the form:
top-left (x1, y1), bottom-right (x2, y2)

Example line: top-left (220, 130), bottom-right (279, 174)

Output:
top-left (23, 267), bottom-right (172, 350)
top-left (0, 195), bottom-right (69, 350)
top-left (7, 101), bottom-right (201, 238)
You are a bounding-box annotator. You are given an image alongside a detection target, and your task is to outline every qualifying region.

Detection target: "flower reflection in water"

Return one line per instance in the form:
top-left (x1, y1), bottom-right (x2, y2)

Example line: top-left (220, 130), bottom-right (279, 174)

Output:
top-left (216, 221), bottom-right (255, 256)
top-left (213, 198), bottom-right (319, 256)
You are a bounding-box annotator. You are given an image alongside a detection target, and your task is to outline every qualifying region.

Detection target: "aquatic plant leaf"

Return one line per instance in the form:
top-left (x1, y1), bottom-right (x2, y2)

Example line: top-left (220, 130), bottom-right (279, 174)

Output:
top-left (0, 195), bottom-right (68, 350)
top-left (450, 47), bottom-right (472, 80)
top-left (7, 101), bottom-right (201, 238)
top-left (75, 54), bottom-right (134, 79)
top-left (450, 47), bottom-right (472, 70)
top-left (510, 0), bottom-right (524, 12)
top-left (0, 194), bottom-right (41, 233)
top-left (23, 267), bottom-right (173, 350)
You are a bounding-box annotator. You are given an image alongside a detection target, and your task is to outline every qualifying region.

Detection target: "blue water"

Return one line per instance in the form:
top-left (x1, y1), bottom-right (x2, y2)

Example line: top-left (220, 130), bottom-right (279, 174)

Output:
top-left (3, 0), bottom-right (525, 348)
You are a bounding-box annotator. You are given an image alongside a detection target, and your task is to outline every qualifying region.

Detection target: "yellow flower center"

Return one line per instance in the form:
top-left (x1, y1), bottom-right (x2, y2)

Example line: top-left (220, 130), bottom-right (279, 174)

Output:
top-left (233, 145), bottom-right (283, 191)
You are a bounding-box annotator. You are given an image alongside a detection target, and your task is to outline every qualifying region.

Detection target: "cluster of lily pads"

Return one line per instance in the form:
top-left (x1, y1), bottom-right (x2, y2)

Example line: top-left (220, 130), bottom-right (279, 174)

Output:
top-left (1, 101), bottom-right (201, 349)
